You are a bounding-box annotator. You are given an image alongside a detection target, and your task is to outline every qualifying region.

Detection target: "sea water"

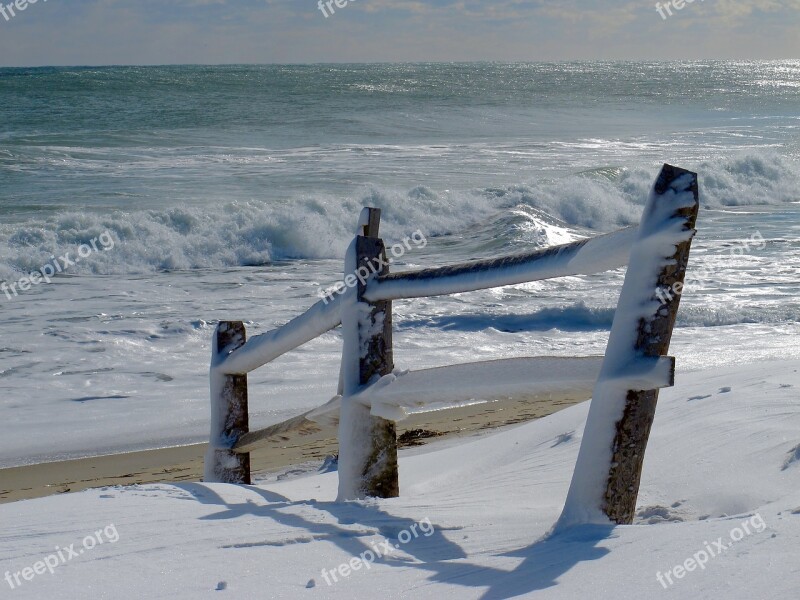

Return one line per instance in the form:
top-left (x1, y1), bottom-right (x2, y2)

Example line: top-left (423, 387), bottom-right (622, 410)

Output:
top-left (0, 62), bottom-right (798, 465)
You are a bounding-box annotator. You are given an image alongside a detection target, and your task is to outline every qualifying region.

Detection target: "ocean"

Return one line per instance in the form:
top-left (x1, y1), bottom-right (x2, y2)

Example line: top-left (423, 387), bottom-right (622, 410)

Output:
top-left (0, 62), bottom-right (798, 466)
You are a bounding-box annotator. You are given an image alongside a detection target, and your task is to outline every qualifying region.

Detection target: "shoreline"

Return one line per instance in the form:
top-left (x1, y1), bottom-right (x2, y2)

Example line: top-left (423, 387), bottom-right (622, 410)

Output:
top-left (0, 389), bottom-right (591, 504)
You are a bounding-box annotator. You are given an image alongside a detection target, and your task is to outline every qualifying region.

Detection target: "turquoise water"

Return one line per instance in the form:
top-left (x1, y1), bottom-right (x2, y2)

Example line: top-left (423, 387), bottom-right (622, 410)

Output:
top-left (1, 62), bottom-right (798, 222)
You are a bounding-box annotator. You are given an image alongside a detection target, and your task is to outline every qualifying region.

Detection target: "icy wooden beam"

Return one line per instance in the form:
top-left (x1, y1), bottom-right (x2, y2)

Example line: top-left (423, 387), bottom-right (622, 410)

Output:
top-left (205, 321), bottom-right (251, 484)
top-left (217, 294), bottom-right (343, 376)
top-left (364, 226), bottom-right (638, 302)
top-left (557, 164), bottom-right (700, 529)
top-left (233, 409), bottom-right (328, 454)
top-left (233, 356), bottom-right (606, 454)
top-left (337, 208), bottom-right (400, 500)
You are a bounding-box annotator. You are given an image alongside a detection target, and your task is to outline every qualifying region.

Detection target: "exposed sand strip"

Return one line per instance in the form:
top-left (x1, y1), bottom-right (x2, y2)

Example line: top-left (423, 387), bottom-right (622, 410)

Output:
top-left (0, 389), bottom-right (590, 504)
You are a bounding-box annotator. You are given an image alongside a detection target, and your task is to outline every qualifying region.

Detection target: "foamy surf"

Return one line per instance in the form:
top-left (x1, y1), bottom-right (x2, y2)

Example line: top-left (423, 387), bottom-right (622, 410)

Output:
top-left (1, 153), bottom-right (798, 280)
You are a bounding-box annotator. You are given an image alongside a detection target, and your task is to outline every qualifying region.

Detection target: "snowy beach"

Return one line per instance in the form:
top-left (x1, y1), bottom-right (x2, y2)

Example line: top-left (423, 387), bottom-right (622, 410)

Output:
top-left (2, 359), bottom-right (799, 598)
top-left (0, 387), bottom-right (591, 503)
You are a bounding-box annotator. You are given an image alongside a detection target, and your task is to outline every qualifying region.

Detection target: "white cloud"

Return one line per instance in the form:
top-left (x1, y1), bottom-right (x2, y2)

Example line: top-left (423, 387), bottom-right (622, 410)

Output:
top-left (0, 0), bottom-right (798, 65)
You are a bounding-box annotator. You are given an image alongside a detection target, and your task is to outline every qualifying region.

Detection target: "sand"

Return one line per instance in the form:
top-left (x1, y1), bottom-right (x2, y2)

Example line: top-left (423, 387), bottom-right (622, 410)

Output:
top-left (0, 389), bottom-right (590, 504)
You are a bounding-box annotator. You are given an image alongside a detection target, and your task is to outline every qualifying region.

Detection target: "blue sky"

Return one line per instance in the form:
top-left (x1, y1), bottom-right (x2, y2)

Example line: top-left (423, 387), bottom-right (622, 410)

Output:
top-left (0, 0), bottom-right (798, 66)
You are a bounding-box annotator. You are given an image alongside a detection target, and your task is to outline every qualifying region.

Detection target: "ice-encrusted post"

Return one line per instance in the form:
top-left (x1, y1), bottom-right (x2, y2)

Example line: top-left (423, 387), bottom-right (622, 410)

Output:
top-left (205, 321), bottom-right (251, 484)
top-left (557, 164), bottom-right (699, 528)
top-left (337, 208), bottom-right (399, 500)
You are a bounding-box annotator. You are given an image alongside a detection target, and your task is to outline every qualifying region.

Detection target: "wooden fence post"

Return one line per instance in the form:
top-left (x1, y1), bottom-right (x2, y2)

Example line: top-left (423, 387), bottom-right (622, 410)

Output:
top-left (337, 208), bottom-right (399, 499)
top-left (558, 164), bottom-right (699, 529)
top-left (206, 321), bottom-right (251, 484)
top-left (357, 212), bottom-right (399, 498)
top-left (602, 165), bottom-right (699, 524)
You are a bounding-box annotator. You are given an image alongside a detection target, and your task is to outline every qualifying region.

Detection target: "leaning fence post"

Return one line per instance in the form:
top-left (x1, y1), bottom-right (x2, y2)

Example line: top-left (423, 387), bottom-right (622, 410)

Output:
top-left (602, 165), bottom-right (698, 523)
top-left (558, 164), bottom-right (699, 528)
top-left (337, 208), bottom-right (400, 500)
top-left (205, 321), bottom-right (251, 484)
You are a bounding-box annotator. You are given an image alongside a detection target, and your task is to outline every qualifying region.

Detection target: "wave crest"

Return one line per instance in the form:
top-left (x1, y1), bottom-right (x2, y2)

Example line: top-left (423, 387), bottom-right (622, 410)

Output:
top-left (0, 152), bottom-right (797, 278)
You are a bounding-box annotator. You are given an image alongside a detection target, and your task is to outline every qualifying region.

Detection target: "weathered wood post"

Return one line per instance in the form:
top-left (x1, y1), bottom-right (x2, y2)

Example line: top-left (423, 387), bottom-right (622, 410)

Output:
top-left (558, 164), bottom-right (699, 528)
top-left (355, 210), bottom-right (399, 498)
top-left (205, 321), bottom-right (251, 484)
top-left (603, 165), bottom-right (699, 524)
top-left (337, 208), bottom-right (399, 500)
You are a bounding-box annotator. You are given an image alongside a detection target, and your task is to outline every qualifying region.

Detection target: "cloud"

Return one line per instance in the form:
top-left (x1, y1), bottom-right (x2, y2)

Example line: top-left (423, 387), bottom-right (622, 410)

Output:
top-left (0, 0), bottom-right (798, 65)
top-left (713, 0), bottom-right (800, 20)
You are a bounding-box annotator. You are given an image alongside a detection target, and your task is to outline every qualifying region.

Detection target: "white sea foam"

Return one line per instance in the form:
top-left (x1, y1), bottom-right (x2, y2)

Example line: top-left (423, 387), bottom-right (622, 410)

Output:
top-left (1, 152), bottom-right (797, 281)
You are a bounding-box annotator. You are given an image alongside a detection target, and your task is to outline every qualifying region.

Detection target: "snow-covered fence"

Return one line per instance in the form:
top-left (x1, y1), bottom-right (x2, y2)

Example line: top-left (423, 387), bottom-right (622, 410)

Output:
top-left (205, 164), bottom-right (699, 522)
top-left (337, 213), bottom-right (400, 499)
top-left (558, 163), bottom-right (699, 527)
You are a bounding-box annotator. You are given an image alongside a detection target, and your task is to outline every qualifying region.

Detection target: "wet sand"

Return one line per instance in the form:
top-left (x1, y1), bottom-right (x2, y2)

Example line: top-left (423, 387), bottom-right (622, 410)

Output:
top-left (0, 389), bottom-right (591, 504)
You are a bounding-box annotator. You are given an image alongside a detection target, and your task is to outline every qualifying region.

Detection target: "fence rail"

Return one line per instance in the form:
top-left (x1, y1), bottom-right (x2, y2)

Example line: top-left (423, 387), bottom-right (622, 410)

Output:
top-left (365, 226), bottom-right (638, 302)
top-left (205, 163), bottom-right (700, 526)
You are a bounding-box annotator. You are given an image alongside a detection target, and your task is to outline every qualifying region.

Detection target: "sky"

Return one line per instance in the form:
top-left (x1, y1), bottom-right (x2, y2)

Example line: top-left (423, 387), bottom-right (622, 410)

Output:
top-left (0, 0), bottom-right (798, 66)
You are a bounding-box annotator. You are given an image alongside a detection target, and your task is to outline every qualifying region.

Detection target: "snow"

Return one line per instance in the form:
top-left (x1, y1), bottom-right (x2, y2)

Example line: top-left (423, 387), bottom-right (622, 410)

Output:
top-left (306, 356), bottom-right (604, 425)
top-left (365, 226), bottom-right (638, 302)
top-left (558, 171), bottom-right (698, 529)
top-left (336, 238), bottom-right (375, 501)
top-left (2, 360), bottom-right (799, 599)
top-left (216, 294), bottom-right (344, 376)
top-left (351, 356), bottom-right (604, 422)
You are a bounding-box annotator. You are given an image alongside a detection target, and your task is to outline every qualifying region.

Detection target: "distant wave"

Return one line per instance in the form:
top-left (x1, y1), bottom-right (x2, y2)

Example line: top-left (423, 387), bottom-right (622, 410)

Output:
top-left (398, 303), bottom-right (616, 333)
top-left (491, 152), bottom-right (800, 229)
top-left (0, 152), bottom-right (797, 279)
top-left (677, 303), bottom-right (800, 328)
top-left (397, 300), bottom-right (800, 333)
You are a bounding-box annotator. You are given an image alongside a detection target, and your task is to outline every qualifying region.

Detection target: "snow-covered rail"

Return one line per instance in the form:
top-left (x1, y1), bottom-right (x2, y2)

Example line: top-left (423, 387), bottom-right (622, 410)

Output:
top-left (205, 163), bottom-right (700, 527)
top-left (215, 294), bottom-right (343, 376)
top-left (364, 226), bottom-right (638, 302)
top-left (214, 229), bottom-right (637, 377)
